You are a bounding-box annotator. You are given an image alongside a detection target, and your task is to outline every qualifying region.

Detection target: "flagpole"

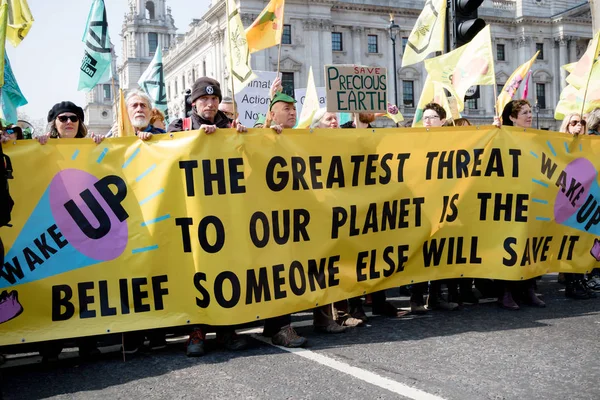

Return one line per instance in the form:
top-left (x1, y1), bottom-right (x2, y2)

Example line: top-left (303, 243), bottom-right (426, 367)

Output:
top-left (225, 0), bottom-right (237, 120)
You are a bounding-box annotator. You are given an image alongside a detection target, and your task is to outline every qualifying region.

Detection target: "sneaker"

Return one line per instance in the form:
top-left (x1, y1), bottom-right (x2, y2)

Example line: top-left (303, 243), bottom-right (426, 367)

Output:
top-left (217, 330), bottom-right (249, 351)
top-left (314, 320), bottom-right (346, 334)
top-left (586, 276), bottom-right (600, 291)
top-left (410, 301), bottom-right (428, 315)
top-left (271, 325), bottom-right (307, 348)
top-left (337, 315), bottom-right (364, 327)
top-left (349, 306), bottom-right (368, 323)
top-left (566, 281), bottom-right (590, 300)
top-left (186, 329), bottom-right (206, 357)
top-left (427, 296), bottom-right (459, 311)
top-left (525, 288), bottom-right (546, 308)
top-left (580, 280), bottom-right (598, 299)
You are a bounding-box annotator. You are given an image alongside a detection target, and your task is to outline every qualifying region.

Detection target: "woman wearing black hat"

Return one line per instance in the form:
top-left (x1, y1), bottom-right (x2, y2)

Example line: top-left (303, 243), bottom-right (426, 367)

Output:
top-left (36, 101), bottom-right (102, 144)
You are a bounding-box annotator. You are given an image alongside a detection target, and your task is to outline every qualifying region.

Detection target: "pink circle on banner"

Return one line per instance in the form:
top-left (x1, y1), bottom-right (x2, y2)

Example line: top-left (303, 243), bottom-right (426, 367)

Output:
top-left (49, 169), bottom-right (128, 261)
top-left (554, 158), bottom-right (596, 223)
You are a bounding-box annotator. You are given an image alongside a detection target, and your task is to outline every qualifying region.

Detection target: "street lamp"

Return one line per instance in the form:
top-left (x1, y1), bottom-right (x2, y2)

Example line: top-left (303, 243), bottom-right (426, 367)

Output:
top-left (389, 15), bottom-right (400, 107)
top-left (533, 98), bottom-right (540, 129)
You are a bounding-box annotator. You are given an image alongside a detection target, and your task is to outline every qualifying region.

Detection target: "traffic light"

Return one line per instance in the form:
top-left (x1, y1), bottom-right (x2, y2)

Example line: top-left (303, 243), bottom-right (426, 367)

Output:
top-left (184, 89), bottom-right (192, 117)
top-left (454, 0), bottom-right (486, 48)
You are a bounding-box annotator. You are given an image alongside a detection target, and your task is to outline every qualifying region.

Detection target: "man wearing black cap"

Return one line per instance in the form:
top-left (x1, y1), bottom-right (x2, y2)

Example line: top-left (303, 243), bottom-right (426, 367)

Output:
top-left (168, 77), bottom-right (246, 134)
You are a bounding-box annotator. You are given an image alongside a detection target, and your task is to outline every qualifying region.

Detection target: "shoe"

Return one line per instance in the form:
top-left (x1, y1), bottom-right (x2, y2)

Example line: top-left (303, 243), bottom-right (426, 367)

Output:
top-left (525, 288), bottom-right (546, 308)
top-left (460, 292), bottom-right (480, 305)
top-left (217, 330), bottom-right (249, 351)
top-left (337, 316), bottom-right (364, 327)
top-left (79, 346), bottom-right (101, 359)
top-left (314, 321), bottom-right (346, 334)
top-left (427, 296), bottom-right (459, 311)
top-left (350, 307), bottom-right (368, 323)
top-left (0, 354), bottom-right (5, 365)
top-left (566, 281), bottom-right (590, 299)
top-left (271, 325), bottom-right (307, 348)
top-left (580, 280), bottom-right (597, 299)
top-left (410, 301), bottom-right (428, 315)
top-left (372, 301), bottom-right (400, 317)
top-left (186, 329), bottom-right (206, 357)
top-left (586, 276), bottom-right (600, 291)
top-left (498, 292), bottom-right (519, 310)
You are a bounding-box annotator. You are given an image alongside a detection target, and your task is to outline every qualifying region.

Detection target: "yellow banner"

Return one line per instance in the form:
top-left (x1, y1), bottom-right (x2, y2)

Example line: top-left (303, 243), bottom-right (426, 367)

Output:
top-left (1, 127), bottom-right (598, 345)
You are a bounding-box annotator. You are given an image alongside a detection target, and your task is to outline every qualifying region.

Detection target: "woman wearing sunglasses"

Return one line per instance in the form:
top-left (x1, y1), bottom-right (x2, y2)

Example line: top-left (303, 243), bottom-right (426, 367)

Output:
top-left (559, 113), bottom-right (587, 136)
top-left (36, 101), bottom-right (102, 144)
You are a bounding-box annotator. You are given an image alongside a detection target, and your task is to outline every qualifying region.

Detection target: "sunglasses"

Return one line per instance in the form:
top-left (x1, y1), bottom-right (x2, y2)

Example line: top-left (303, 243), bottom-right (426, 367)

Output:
top-left (569, 120), bottom-right (586, 127)
top-left (57, 115), bottom-right (79, 123)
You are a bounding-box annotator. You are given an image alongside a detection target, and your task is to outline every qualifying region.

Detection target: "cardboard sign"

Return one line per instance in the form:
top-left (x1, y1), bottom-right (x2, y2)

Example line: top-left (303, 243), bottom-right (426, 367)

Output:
top-left (325, 65), bottom-right (387, 113)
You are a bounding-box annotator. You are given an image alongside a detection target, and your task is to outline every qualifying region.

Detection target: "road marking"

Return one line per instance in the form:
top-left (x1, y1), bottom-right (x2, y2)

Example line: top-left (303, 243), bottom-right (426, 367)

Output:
top-left (249, 321), bottom-right (446, 400)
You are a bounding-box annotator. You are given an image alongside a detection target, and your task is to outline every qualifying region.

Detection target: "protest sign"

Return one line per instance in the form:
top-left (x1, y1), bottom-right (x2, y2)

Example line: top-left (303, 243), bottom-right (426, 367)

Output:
top-left (325, 65), bottom-right (387, 113)
top-left (294, 86), bottom-right (326, 118)
top-left (0, 127), bottom-right (596, 345)
top-left (234, 70), bottom-right (278, 126)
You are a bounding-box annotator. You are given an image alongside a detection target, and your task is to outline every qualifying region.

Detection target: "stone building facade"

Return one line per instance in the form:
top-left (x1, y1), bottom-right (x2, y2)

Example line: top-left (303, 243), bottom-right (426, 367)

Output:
top-left (86, 0), bottom-right (594, 130)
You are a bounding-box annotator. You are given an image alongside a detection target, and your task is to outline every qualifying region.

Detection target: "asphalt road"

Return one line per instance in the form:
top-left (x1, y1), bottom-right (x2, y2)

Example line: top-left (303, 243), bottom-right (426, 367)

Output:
top-left (1, 276), bottom-right (599, 400)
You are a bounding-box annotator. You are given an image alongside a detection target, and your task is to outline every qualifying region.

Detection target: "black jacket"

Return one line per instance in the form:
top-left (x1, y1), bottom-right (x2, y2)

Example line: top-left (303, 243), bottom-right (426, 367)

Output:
top-left (341, 121), bottom-right (372, 129)
top-left (168, 111), bottom-right (232, 132)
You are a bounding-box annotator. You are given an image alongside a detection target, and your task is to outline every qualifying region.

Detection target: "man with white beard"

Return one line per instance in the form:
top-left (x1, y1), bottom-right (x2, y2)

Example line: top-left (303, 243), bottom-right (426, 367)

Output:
top-left (106, 90), bottom-right (166, 139)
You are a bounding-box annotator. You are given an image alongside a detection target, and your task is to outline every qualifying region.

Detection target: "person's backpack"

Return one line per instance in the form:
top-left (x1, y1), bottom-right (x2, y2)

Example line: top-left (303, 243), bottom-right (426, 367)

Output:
top-left (0, 144), bottom-right (14, 227)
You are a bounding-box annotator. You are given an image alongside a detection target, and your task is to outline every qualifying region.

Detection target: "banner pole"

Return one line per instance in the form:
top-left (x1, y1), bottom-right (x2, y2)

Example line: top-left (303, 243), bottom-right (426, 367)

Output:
top-left (225, 0), bottom-right (237, 119)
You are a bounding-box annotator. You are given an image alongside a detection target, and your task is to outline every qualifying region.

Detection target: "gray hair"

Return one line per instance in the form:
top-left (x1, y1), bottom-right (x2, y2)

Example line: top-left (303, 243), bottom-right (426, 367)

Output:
top-left (586, 108), bottom-right (600, 132)
top-left (126, 89), bottom-right (153, 108)
top-left (309, 108), bottom-right (328, 129)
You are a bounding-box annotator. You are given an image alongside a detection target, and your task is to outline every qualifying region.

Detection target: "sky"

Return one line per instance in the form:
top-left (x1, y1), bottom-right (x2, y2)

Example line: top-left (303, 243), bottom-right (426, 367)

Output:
top-left (8, 0), bottom-right (212, 122)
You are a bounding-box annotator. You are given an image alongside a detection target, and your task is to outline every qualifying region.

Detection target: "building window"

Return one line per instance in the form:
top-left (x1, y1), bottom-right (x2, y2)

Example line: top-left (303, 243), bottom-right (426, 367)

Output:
top-left (466, 98), bottom-right (478, 110)
top-left (282, 24), bottom-right (292, 45)
top-left (103, 84), bottom-right (111, 100)
top-left (402, 37), bottom-right (408, 53)
top-left (496, 44), bottom-right (505, 61)
top-left (332, 32), bottom-right (343, 51)
top-left (146, 1), bottom-right (155, 20)
top-left (281, 72), bottom-right (295, 97)
top-left (402, 80), bottom-right (414, 108)
top-left (368, 35), bottom-right (378, 53)
top-left (536, 83), bottom-right (546, 109)
top-left (536, 42), bottom-right (544, 60)
top-left (497, 84), bottom-right (505, 95)
top-left (148, 32), bottom-right (158, 56)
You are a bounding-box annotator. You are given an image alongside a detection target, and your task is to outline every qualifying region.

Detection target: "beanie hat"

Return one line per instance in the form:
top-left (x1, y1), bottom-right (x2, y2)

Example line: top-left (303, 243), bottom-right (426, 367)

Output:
top-left (47, 101), bottom-right (85, 123)
top-left (190, 77), bottom-right (222, 103)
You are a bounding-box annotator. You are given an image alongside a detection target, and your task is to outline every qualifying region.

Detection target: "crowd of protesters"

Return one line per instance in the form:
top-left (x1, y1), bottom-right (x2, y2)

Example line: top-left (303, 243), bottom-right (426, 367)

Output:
top-left (1, 74), bottom-right (599, 363)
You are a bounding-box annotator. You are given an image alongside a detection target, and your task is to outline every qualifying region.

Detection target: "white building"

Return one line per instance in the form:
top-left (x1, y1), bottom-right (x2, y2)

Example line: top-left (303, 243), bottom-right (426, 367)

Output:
top-left (87, 0), bottom-right (594, 130)
top-left (85, 0), bottom-right (177, 134)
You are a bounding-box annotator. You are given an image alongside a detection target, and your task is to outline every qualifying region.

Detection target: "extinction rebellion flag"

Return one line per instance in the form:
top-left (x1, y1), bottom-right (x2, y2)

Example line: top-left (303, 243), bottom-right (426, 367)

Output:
top-left (78, 0), bottom-right (112, 91)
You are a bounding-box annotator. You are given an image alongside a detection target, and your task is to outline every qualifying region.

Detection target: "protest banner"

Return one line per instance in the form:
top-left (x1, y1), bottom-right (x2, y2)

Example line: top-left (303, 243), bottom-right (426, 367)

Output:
top-left (234, 70), bottom-right (277, 126)
top-left (0, 127), bottom-right (597, 345)
top-left (325, 64), bottom-right (387, 113)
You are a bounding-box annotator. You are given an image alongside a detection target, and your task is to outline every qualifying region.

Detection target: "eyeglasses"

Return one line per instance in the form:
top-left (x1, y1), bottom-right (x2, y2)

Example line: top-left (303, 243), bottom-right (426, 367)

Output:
top-left (423, 115), bottom-right (440, 121)
top-left (569, 120), bottom-right (586, 127)
top-left (57, 115), bottom-right (79, 123)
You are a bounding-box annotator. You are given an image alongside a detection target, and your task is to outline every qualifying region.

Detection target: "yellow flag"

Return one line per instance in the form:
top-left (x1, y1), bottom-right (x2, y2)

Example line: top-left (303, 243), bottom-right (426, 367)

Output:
top-left (496, 51), bottom-right (539, 117)
top-left (6, 0), bottom-right (33, 47)
top-left (424, 25), bottom-right (495, 112)
top-left (562, 62), bottom-right (576, 73)
top-left (412, 75), bottom-right (455, 127)
top-left (401, 0), bottom-right (446, 67)
top-left (566, 31), bottom-right (600, 89)
top-left (0, 1), bottom-right (8, 88)
top-left (118, 88), bottom-right (134, 137)
top-left (385, 103), bottom-right (404, 124)
top-left (245, 0), bottom-right (285, 54)
top-left (226, 0), bottom-right (255, 90)
top-left (297, 67), bottom-right (319, 129)
top-left (555, 60), bottom-right (600, 120)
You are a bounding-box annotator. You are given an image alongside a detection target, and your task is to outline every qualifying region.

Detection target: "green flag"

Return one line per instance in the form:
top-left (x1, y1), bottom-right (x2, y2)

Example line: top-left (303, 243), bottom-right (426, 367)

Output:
top-left (138, 45), bottom-right (168, 115)
top-left (78, 0), bottom-right (112, 91)
top-left (0, 52), bottom-right (27, 123)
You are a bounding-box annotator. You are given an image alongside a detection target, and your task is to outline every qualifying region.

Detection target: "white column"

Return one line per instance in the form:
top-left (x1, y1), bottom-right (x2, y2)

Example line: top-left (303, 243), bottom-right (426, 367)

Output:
top-left (483, 86), bottom-right (494, 118)
top-left (559, 37), bottom-right (568, 91)
top-left (568, 38), bottom-right (578, 63)
top-left (387, 34), bottom-right (396, 107)
top-left (320, 28), bottom-right (333, 87)
top-left (352, 27), bottom-right (362, 64)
